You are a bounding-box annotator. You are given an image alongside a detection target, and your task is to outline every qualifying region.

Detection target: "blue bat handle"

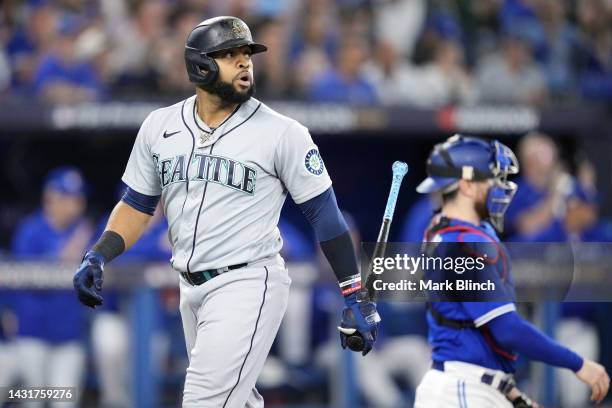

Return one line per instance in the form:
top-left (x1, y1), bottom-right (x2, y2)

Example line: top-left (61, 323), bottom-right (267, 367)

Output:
top-left (384, 161), bottom-right (409, 220)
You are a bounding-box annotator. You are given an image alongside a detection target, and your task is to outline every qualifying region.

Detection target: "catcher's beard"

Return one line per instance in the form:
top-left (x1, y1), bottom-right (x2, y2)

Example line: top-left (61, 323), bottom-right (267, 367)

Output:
top-left (199, 76), bottom-right (255, 108)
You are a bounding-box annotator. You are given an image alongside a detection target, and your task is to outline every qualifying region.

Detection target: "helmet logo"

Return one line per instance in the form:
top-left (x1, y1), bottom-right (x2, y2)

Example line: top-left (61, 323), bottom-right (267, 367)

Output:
top-left (231, 20), bottom-right (248, 39)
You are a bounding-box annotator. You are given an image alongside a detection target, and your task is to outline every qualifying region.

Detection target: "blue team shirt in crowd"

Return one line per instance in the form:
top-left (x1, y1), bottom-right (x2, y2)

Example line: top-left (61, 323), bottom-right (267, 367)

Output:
top-left (11, 211), bottom-right (88, 344)
top-left (33, 54), bottom-right (103, 99)
top-left (426, 217), bottom-right (518, 373)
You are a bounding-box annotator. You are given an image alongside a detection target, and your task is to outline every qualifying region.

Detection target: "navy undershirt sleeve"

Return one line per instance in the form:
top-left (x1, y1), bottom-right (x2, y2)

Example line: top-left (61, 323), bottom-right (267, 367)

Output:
top-left (299, 188), bottom-right (360, 290)
top-left (487, 311), bottom-right (584, 371)
top-left (121, 187), bottom-right (160, 216)
top-left (298, 187), bottom-right (348, 241)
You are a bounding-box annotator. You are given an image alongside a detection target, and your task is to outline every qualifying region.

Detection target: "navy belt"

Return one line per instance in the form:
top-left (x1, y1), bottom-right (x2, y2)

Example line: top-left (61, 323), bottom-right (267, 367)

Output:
top-left (432, 361), bottom-right (515, 395)
top-left (180, 262), bottom-right (248, 286)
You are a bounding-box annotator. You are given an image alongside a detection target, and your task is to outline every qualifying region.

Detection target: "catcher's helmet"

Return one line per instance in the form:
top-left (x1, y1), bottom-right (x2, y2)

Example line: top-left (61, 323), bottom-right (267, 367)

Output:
top-left (184, 16), bottom-right (267, 86)
top-left (417, 134), bottom-right (519, 231)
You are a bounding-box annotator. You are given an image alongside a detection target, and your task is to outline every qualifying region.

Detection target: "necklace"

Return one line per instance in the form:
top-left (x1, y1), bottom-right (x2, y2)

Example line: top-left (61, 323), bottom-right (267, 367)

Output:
top-left (199, 127), bottom-right (216, 144)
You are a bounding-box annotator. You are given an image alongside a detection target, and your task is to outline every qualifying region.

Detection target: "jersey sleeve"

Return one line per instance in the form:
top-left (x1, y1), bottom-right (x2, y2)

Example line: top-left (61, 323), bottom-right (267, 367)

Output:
top-left (464, 302), bottom-right (516, 328)
top-left (275, 121), bottom-right (332, 204)
top-left (121, 113), bottom-right (162, 196)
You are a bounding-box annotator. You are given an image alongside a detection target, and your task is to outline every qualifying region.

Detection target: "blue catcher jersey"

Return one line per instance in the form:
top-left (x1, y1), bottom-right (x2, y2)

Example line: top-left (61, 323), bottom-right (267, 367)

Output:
top-left (424, 216), bottom-right (518, 373)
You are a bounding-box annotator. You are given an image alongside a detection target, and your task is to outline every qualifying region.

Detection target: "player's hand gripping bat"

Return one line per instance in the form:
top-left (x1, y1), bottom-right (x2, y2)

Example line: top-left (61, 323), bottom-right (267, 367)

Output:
top-left (344, 161), bottom-right (409, 352)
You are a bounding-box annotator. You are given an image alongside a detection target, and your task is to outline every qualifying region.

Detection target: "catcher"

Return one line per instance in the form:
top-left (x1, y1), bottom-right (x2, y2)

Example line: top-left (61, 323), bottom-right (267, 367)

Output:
top-left (413, 135), bottom-right (610, 407)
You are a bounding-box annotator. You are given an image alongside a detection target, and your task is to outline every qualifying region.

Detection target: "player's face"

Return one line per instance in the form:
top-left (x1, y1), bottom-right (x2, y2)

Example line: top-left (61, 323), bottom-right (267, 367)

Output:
top-left (43, 189), bottom-right (86, 229)
top-left (215, 45), bottom-right (254, 92)
top-left (200, 45), bottom-right (255, 106)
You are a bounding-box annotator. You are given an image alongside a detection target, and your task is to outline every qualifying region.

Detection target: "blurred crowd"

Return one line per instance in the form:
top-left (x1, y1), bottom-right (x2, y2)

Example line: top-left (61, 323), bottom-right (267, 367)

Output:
top-left (1, 0), bottom-right (611, 106)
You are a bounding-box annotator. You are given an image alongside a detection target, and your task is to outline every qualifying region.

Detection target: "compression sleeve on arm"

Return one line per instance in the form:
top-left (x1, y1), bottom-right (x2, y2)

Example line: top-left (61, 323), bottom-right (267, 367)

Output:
top-left (121, 187), bottom-right (161, 216)
top-left (487, 311), bottom-right (584, 371)
top-left (299, 187), bottom-right (361, 295)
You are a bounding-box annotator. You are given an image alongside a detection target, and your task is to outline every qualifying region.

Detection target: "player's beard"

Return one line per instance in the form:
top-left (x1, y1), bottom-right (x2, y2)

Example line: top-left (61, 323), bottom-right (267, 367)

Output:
top-left (199, 76), bottom-right (255, 107)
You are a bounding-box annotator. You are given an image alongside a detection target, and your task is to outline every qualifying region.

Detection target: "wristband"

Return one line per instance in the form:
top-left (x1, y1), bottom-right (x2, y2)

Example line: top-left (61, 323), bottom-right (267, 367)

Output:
top-left (91, 230), bottom-right (125, 263)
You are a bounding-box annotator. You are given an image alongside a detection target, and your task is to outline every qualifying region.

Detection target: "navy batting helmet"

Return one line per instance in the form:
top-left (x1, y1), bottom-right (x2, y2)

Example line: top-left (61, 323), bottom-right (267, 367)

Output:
top-left (417, 134), bottom-right (519, 230)
top-left (184, 16), bottom-right (267, 86)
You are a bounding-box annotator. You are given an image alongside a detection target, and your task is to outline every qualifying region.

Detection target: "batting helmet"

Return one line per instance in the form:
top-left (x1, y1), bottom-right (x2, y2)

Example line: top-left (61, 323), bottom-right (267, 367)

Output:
top-left (417, 134), bottom-right (519, 231)
top-left (184, 16), bottom-right (267, 86)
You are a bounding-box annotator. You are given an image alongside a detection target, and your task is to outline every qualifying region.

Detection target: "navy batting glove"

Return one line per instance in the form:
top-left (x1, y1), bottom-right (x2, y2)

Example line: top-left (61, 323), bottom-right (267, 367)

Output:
top-left (73, 251), bottom-right (105, 308)
top-left (337, 291), bottom-right (381, 356)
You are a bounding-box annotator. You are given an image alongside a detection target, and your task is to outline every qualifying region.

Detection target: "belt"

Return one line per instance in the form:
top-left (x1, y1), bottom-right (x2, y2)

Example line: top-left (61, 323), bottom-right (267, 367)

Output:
top-left (180, 262), bottom-right (248, 286)
top-left (432, 361), bottom-right (515, 395)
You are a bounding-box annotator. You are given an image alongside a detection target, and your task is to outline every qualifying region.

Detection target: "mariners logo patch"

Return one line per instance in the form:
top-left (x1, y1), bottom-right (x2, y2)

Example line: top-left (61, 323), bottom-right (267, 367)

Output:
top-left (304, 148), bottom-right (325, 176)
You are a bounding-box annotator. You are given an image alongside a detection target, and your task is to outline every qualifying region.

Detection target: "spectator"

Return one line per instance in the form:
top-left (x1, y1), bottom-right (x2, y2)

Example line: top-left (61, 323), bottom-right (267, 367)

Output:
top-left (535, 0), bottom-right (578, 98)
top-left (505, 132), bottom-right (600, 242)
top-left (0, 48), bottom-right (10, 95)
top-left (251, 18), bottom-right (294, 99)
top-left (499, 0), bottom-right (547, 58)
top-left (372, 0), bottom-right (426, 59)
top-left (106, 0), bottom-right (169, 94)
top-left (310, 37), bottom-right (378, 104)
top-left (5, 3), bottom-right (59, 94)
top-left (362, 39), bottom-right (416, 105)
top-left (0, 291), bottom-right (19, 404)
top-left (290, 3), bottom-right (338, 96)
top-left (366, 39), bottom-right (475, 107)
top-left (476, 30), bottom-right (548, 106)
top-left (575, 0), bottom-right (612, 101)
top-left (153, 7), bottom-right (202, 95)
top-left (505, 132), bottom-right (602, 407)
top-left (11, 167), bottom-right (93, 408)
top-left (91, 187), bottom-right (172, 408)
top-left (33, 17), bottom-right (104, 104)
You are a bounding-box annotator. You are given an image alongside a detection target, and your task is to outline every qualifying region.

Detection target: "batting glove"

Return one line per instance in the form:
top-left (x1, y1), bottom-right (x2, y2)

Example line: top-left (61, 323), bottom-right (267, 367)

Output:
top-left (73, 251), bottom-right (105, 308)
top-left (509, 393), bottom-right (538, 408)
top-left (337, 291), bottom-right (381, 356)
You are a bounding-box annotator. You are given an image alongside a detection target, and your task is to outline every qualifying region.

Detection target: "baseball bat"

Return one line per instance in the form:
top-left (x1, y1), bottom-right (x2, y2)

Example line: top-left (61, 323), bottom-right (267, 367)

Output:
top-left (346, 161), bottom-right (409, 352)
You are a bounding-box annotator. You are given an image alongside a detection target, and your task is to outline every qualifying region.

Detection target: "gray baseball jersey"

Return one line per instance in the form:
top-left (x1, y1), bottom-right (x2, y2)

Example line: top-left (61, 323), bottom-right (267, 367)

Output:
top-left (122, 95), bottom-right (332, 272)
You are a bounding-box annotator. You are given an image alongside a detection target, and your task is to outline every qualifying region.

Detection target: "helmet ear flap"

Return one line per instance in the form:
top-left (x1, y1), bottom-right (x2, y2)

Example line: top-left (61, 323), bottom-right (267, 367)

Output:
top-left (184, 49), bottom-right (219, 86)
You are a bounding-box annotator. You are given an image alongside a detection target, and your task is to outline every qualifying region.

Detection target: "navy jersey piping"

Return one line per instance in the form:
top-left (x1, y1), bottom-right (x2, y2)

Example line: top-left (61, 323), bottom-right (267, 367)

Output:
top-left (179, 99), bottom-right (196, 217)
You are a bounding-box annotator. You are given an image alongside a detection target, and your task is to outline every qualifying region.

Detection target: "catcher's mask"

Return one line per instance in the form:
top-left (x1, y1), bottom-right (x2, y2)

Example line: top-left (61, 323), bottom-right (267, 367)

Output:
top-left (417, 134), bottom-right (519, 231)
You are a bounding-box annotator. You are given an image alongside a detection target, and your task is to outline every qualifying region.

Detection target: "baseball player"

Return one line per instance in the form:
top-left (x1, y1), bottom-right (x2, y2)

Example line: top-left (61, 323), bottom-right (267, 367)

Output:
top-left (413, 135), bottom-right (610, 407)
top-left (73, 16), bottom-right (379, 407)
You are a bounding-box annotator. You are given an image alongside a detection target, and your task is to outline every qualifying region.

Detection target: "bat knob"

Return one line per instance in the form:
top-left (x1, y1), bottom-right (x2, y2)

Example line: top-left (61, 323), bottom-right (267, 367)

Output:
top-left (392, 161), bottom-right (408, 176)
top-left (346, 334), bottom-right (365, 352)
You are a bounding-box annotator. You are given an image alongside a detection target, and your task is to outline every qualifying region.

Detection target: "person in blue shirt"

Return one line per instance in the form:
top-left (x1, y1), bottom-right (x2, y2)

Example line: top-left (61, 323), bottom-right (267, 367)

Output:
top-left (504, 131), bottom-right (608, 406)
top-left (11, 166), bottom-right (93, 408)
top-left (309, 37), bottom-right (378, 105)
top-left (0, 290), bottom-right (19, 404)
top-left (32, 17), bottom-right (104, 104)
top-left (504, 132), bottom-right (603, 242)
top-left (412, 135), bottom-right (609, 407)
top-left (90, 182), bottom-right (172, 408)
